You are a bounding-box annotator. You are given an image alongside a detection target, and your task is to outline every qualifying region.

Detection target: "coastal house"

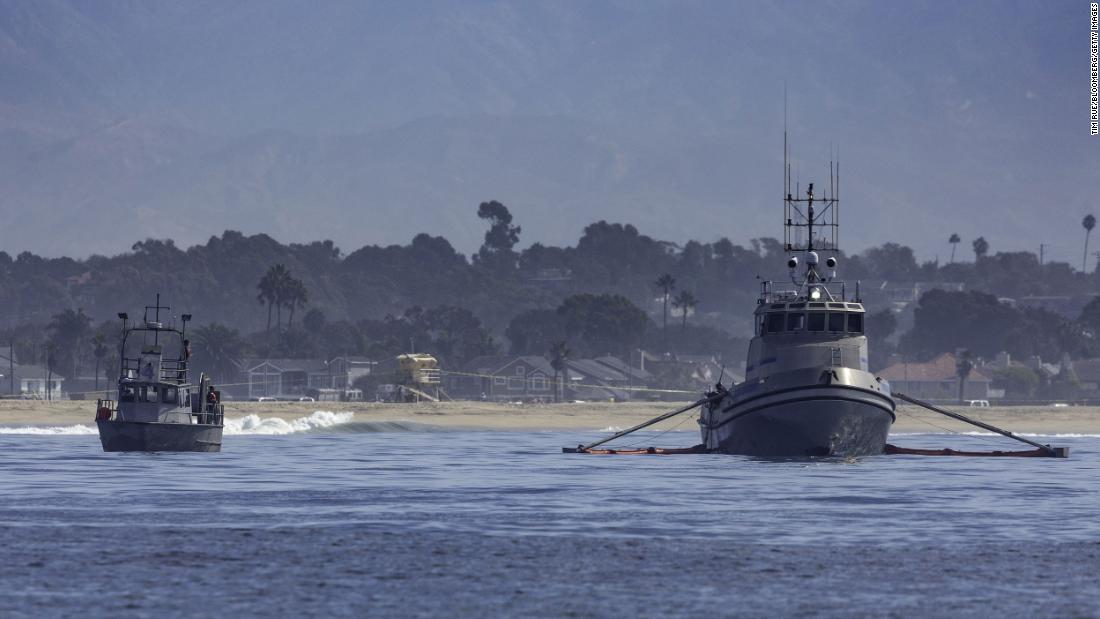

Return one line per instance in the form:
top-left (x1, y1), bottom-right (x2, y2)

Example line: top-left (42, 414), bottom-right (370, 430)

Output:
top-left (240, 358), bottom-right (335, 399)
top-left (877, 352), bottom-right (992, 402)
top-left (488, 356), bottom-right (559, 402)
top-left (0, 354), bottom-right (66, 399)
top-left (447, 354), bottom-right (653, 402)
top-left (327, 356), bottom-right (377, 389)
top-left (445, 355), bottom-right (514, 399)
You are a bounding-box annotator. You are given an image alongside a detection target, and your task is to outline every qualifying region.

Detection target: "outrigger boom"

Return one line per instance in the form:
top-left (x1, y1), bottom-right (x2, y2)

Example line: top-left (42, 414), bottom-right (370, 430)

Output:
top-left (564, 391), bottom-right (1069, 458)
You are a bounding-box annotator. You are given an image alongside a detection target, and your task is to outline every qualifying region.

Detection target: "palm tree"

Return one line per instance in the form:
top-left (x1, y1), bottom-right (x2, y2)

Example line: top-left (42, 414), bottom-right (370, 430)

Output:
top-left (257, 264), bottom-right (291, 331)
top-left (972, 237), bottom-right (989, 261)
top-left (192, 323), bottom-right (246, 384)
top-left (956, 350), bottom-right (974, 404)
top-left (47, 308), bottom-right (91, 379)
top-left (548, 340), bottom-right (570, 403)
top-left (283, 278), bottom-right (309, 328)
top-left (672, 290), bottom-right (698, 336)
top-left (948, 233), bottom-right (960, 263)
top-left (1083, 214), bottom-right (1096, 272)
top-left (654, 274), bottom-right (676, 351)
top-left (45, 342), bottom-right (57, 401)
top-left (92, 333), bottom-right (108, 392)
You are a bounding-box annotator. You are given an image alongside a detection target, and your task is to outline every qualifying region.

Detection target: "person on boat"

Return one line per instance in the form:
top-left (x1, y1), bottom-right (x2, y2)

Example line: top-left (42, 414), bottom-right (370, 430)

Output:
top-left (178, 339), bottom-right (192, 381)
top-left (206, 386), bottom-right (219, 407)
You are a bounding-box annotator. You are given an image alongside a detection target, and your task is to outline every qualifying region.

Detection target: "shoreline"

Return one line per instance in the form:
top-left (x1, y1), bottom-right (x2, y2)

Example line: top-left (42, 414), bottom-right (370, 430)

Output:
top-left (1, 400), bottom-right (1099, 435)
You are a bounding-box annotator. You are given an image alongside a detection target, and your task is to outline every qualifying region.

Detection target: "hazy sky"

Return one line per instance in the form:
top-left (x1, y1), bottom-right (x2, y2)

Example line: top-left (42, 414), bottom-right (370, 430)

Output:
top-left (0, 0), bottom-right (1095, 264)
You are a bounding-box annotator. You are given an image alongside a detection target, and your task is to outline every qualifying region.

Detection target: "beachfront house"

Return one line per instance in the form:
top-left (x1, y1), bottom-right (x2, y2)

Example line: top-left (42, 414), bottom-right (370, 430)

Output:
top-left (241, 358), bottom-right (334, 400)
top-left (877, 352), bottom-right (992, 402)
top-left (0, 361), bottom-right (65, 399)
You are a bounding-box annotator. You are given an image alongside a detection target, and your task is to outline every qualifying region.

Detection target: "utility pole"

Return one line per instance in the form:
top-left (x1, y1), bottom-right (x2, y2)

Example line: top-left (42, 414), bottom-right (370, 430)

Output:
top-left (9, 343), bottom-right (13, 396)
top-left (1039, 244), bottom-right (1044, 266)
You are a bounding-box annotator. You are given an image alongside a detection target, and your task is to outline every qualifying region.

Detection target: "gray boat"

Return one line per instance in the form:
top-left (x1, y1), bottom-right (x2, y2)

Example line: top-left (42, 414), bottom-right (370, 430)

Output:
top-left (95, 296), bottom-right (224, 452)
top-left (698, 149), bottom-right (895, 457)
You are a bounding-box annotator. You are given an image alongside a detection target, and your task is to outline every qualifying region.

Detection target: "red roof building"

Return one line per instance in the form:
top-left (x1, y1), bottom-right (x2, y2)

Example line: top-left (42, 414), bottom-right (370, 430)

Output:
top-left (877, 352), bottom-right (992, 402)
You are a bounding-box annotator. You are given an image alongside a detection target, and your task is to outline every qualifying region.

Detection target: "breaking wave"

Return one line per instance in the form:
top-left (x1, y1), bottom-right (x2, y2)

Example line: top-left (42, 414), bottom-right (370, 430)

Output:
top-left (225, 412), bottom-right (445, 435)
top-left (0, 424), bottom-right (98, 435)
top-left (0, 412), bottom-right (445, 437)
top-left (225, 411), bottom-right (355, 435)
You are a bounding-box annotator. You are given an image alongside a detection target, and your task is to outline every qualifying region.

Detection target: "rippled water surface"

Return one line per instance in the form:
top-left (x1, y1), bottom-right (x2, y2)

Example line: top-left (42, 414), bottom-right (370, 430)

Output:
top-left (1, 418), bottom-right (1098, 617)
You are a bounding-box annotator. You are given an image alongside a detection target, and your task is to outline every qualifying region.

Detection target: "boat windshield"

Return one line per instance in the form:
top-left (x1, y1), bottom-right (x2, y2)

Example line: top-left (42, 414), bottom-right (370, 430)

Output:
top-left (758, 309), bottom-right (864, 335)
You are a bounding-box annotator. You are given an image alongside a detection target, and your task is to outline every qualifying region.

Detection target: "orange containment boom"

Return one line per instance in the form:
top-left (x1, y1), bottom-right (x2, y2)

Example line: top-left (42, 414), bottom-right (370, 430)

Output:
top-left (884, 444), bottom-right (1069, 458)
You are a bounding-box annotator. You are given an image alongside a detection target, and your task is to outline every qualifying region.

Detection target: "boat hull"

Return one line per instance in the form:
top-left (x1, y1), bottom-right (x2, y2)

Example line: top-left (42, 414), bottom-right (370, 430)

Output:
top-left (700, 378), bottom-right (895, 457)
top-left (97, 420), bottom-right (223, 452)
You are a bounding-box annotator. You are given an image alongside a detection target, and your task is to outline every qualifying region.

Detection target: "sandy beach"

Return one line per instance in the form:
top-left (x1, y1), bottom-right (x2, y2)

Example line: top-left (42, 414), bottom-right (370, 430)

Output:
top-left (1, 399), bottom-right (1098, 435)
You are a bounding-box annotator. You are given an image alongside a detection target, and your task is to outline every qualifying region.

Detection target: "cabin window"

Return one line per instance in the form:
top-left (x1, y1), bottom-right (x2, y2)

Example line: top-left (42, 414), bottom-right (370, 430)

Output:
top-left (848, 313), bottom-right (864, 333)
top-left (766, 313), bottom-right (785, 333)
top-left (162, 387), bottom-right (178, 404)
top-left (120, 387), bottom-right (135, 402)
top-left (807, 313), bottom-right (826, 332)
top-left (828, 312), bottom-right (846, 332)
top-left (786, 313), bottom-right (805, 331)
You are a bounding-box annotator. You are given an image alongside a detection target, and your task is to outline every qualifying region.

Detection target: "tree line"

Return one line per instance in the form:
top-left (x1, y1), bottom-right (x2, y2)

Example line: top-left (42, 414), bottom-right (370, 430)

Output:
top-left (2, 200), bottom-right (1099, 392)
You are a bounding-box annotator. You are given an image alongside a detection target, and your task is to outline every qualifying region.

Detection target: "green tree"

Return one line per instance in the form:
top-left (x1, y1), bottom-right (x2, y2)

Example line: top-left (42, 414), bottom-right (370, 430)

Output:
top-left (191, 323), bottom-right (247, 384)
top-left (283, 277), bottom-right (309, 327)
top-left (1083, 214), bottom-right (1096, 273)
top-left (557, 293), bottom-right (648, 358)
top-left (948, 233), bottom-right (960, 264)
top-left (991, 365), bottom-right (1039, 399)
top-left (972, 237), bottom-right (989, 261)
top-left (956, 349), bottom-right (974, 404)
top-left (547, 340), bottom-right (570, 403)
top-left (672, 290), bottom-right (698, 336)
top-left (654, 273), bottom-right (676, 351)
top-left (505, 309), bottom-right (565, 355)
top-left (92, 333), bottom-right (108, 391)
top-left (474, 200), bottom-right (521, 272)
top-left (47, 308), bottom-right (92, 380)
top-left (257, 264), bottom-right (289, 331)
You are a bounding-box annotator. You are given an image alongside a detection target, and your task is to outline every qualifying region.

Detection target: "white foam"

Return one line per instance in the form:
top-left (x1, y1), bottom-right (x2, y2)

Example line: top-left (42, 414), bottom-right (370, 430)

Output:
top-left (600, 426), bottom-right (624, 433)
top-left (894, 431), bottom-right (1100, 439)
top-left (224, 411), bottom-right (355, 435)
top-left (0, 424), bottom-right (98, 435)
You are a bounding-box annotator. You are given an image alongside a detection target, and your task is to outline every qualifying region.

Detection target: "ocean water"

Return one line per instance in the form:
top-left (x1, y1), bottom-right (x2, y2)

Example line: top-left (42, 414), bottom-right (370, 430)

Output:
top-left (1, 413), bottom-right (1099, 618)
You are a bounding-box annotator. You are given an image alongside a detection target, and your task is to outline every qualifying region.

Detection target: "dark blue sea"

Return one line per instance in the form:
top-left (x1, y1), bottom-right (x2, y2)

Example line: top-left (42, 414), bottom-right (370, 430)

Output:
top-left (1, 412), bottom-right (1099, 618)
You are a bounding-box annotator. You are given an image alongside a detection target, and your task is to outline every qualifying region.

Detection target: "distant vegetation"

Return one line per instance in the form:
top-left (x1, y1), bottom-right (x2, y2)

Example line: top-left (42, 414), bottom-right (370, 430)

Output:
top-left (2, 202), bottom-right (1099, 386)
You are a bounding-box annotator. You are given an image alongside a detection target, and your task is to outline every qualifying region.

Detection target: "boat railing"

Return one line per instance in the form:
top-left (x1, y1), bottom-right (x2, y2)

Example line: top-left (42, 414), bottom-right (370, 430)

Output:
top-left (95, 398), bottom-right (117, 421)
top-left (120, 357), bottom-right (189, 383)
top-left (191, 401), bottom-right (224, 426)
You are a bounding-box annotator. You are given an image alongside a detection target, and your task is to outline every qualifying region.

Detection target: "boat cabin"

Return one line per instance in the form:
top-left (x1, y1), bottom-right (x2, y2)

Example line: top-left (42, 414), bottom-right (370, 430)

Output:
top-left (745, 295), bottom-right (869, 382)
top-left (97, 297), bottom-right (220, 426)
